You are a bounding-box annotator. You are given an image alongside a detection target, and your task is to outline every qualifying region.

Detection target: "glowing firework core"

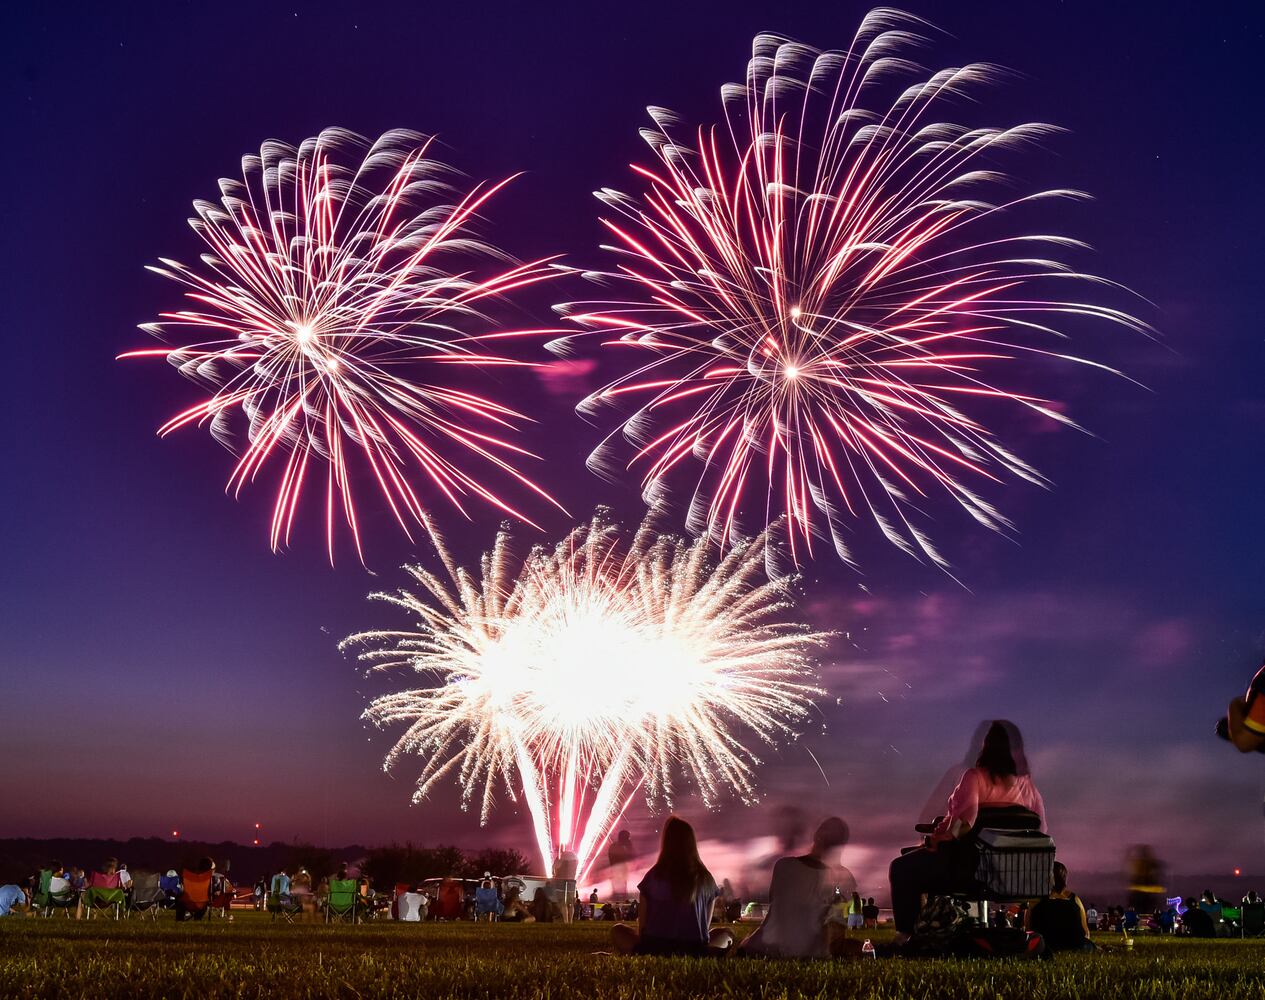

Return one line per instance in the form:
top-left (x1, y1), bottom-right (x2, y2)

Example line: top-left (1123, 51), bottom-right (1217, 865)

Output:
top-left (349, 511), bottom-right (825, 880)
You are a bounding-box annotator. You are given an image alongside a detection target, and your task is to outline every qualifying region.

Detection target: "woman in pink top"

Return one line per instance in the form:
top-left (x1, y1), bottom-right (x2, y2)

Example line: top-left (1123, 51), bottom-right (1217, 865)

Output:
top-left (888, 721), bottom-right (1046, 937)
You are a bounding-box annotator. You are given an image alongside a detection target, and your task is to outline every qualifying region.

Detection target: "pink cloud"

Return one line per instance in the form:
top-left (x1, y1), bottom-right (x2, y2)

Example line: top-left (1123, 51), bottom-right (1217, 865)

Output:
top-left (537, 358), bottom-right (598, 398)
top-left (1131, 618), bottom-right (1196, 668)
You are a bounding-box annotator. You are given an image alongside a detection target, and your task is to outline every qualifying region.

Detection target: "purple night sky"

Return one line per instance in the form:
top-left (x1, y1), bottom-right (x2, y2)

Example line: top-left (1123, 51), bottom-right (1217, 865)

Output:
top-left (3, 1), bottom-right (1264, 898)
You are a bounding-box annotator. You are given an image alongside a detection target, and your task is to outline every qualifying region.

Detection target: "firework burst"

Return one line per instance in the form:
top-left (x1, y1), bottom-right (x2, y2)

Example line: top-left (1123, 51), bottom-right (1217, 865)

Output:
top-left (123, 127), bottom-right (565, 561)
top-left (553, 13), bottom-right (1147, 567)
top-left (346, 510), bottom-right (825, 879)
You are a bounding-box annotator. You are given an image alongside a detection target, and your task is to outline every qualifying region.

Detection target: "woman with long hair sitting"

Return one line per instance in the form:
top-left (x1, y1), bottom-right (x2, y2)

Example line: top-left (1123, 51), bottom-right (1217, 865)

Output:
top-left (888, 720), bottom-right (1046, 938)
top-left (612, 816), bottom-right (734, 956)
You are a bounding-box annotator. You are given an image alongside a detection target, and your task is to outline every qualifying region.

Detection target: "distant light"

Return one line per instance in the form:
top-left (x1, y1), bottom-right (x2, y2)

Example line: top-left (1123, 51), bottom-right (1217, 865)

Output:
top-left (255, 822), bottom-right (261, 829)
top-left (253, 839), bottom-right (260, 846)
top-left (171, 830), bottom-right (179, 838)
top-left (1235, 867), bottom-right (1242, 876)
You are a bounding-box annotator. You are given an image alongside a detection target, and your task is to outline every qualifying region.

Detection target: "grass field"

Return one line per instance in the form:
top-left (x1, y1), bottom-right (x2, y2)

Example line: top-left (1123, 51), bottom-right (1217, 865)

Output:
top-left (3, 914), bottom-right (1265, 999)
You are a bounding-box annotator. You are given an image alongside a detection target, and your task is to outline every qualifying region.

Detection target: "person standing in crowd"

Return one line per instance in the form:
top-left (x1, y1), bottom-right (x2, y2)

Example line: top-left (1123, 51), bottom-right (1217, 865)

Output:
top-left (608, 830), bottom-right (634, 900)
top-left (846, 891), bottom-right (864, 932)
top-left (862, 897), bottom-right (880, 928)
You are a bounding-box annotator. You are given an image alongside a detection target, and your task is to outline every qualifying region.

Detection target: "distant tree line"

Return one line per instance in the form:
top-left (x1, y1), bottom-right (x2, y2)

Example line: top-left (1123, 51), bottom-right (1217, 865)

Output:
top-left (0, 836), bottom-right (529, 886)
top-left (359, 844), bottom-right (530, 887)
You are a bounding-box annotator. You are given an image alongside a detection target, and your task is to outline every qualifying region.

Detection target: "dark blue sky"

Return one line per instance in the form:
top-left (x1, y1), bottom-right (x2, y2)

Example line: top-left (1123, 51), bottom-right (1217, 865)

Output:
top-left (3, 1), bottom-right (1264, 894)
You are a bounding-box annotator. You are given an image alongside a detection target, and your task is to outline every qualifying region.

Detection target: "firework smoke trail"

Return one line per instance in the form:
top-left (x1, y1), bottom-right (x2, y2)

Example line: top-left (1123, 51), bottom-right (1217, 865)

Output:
top-left (553, 12), bottom-right (1148, 568)
top-left (346, 510), bottom-right (826, 880)
top-left (123, 128), bottom-right (566, 562)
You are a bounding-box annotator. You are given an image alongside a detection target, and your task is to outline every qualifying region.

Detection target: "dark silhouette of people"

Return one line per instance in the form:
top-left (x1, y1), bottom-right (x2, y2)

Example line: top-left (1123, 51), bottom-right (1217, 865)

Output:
top-left (607, 830), bottom-right (634, 899)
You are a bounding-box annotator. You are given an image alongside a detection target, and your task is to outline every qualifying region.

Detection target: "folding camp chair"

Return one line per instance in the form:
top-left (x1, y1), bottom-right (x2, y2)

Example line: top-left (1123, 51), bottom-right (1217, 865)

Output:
top-left (324, 879), bottom-right (359, 924)
top-left (34, 871), bottom-right (76, 918)
top-left (1241, 902), bottom-right (1265, 937)
top-left (207, 874), bottom-right (237, 919)
top-left (127, 872), bottom-right (165, 920)
top-left (268, 889), bottom-right (302, 922)
top-left (33, 870), bottom-right (51, 910)
top-left (177, 870), bottom-right (213, 920)
top-left (1221, 905), bottom-right (1242, 936)
top-left (81, 885), bottom-right (126, 919)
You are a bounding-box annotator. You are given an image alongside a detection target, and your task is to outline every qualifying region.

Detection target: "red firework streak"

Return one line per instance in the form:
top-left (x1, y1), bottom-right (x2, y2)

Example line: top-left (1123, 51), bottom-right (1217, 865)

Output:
top-left (554, 15), bottom-right (1146, 568)
top-left (123, 128), bottom-right (567, 562)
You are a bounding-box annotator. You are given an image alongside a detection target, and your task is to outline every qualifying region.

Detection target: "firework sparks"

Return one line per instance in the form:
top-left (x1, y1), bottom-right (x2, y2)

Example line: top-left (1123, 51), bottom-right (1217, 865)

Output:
top-left (123, 127), bottom-right (565, 561)
top-left (553, 13), bottom-right (1147, 567)
top-left (346, 510), bottom-right (825, 880)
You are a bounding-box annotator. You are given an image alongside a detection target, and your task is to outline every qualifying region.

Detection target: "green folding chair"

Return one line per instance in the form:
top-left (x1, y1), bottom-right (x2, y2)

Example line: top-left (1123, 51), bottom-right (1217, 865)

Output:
top-left (267, 890), bottom-right (302, 923)
top-left (324, 879), bottom-right (359, 924)
top-left (33, 869), bottom-right (77, 915)
top-left (81, 887), bottom-right (126, 919)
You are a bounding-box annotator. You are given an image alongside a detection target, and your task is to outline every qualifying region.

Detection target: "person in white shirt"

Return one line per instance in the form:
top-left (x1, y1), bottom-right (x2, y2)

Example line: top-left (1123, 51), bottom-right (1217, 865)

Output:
top-left (739, 817), bottom-right (854, 958)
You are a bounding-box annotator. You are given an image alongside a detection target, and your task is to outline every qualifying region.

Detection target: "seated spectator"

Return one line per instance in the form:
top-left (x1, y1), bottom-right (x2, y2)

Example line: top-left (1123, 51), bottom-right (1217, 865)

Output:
top-left (612, 815), bottom-right (733, 957)
top-left (1198, 890), bottom-right (1222, 919)
top-left (1241, 891), bottom-right (1265, 936)
top-left (474, 879), bottom-right (503, 921)
top-left (1181, 899), bottom-right (1216, 937)
top-left (210, 867), bottom-right (235, 917)
top-left (1025, 862), bottom-right (1093, 951)
top-left (1122, 905), bottom-right (1139, 932)
top-left (117, 863), bottom-right (133, 893)
top-left (0, 884), bottom-right (29, 917)
top-left (159, 869), bottom-right (181, 907)
top-left (1157, 902), bottom-right (1177, 933)
top-left (500, 886), bottom-right (532, 922)
top-left (176, 857), bottom-right (215, 922)
top-left (1084, 902), bottom-right (1099, 930)
top-left (47, 865), bottom-right (72, 896)
top-left (889, 721), bottom-right (1045, 938)
top-left (77, 859), bottom-right (125, 919)
top-left (530, 887), bottom-right (556, 923)
top-left (35, 863), bottom-right (73, 912)
top-left (740, 817), bottom-right (853, 958)
top-left (433, 877), bottom-right (464, 921)
top-left (69, 867), bottom-right (87, 894)
top-left (397, 885), bottom-right (428, 922)
top-left (270, 868), bottom-right (291, 898)
top-left (290, 867), bottom-right (315, 921)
